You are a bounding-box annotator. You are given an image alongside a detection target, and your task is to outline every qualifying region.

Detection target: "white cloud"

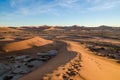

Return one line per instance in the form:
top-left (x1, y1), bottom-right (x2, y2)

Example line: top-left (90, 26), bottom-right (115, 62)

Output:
top-left (10, 0), bottom-right (25, 7)
top-left (55, 0), bottom-right (79, 7)
top-left (87, 0), bottom-right (120, 11)
top-left (8, 0), bottom-right (80, 16)
top-left (9, 0), bottom-right (54, 15)
top-left (86, 0), bottom-right (101, 3)
top-left (7, 0), bottom-right (120, 17)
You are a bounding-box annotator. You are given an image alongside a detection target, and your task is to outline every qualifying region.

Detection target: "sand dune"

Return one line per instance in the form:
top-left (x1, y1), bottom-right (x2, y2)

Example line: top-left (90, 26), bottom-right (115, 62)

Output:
top-left (0, 27), bottom-right (22, 32)
top-left (0, 37), bottom-right (15, 41)
top-left (19, 41), bottom-right (81, 80)
top-left (19, 41), bottom-right (120, 80)
top-left (2, 36), bottom-right (53, 52)
top-left (67, 41), bottom-right (120, 80)
top-left (44, 27), bottom-right (64, 31)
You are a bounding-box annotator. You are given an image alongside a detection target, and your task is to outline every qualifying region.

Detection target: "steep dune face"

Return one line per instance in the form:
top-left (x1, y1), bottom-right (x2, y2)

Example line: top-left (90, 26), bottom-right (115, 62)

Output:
top-left (2, 36), bottom-right (53, 52)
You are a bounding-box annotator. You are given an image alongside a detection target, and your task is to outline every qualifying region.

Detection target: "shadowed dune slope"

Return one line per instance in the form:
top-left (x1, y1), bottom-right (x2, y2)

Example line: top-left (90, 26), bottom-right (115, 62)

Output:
top-left (19, 41), bottom-right (80, 80)
top-left (2, 36), bottom-right (53, 52)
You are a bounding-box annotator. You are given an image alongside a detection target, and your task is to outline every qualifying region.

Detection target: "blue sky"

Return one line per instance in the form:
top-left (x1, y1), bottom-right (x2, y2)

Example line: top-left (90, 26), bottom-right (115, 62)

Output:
top-left (0, 0), bottom-right (120, 27)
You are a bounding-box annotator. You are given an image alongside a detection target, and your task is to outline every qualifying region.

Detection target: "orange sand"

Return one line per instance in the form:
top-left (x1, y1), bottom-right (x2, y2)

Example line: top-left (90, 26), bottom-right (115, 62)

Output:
top-left (2, 36), bottom-right (53, 52)
top-left (19, 41), bottom-right (120, 80)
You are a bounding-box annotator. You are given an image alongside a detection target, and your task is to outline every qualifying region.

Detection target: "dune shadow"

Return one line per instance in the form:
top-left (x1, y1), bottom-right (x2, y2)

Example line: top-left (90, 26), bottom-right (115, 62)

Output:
top-left (18, 41), bottom-right (78, 80)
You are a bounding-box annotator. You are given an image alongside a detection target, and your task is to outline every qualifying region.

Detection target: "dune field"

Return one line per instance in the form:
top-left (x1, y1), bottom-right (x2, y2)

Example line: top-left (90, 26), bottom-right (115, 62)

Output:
top-left (0, 26), bottom-right (120, 80)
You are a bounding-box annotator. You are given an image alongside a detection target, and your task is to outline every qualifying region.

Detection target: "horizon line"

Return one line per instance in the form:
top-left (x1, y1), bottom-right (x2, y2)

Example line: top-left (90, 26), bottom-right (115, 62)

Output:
top-left (0, 25), bottom-right (120, 27)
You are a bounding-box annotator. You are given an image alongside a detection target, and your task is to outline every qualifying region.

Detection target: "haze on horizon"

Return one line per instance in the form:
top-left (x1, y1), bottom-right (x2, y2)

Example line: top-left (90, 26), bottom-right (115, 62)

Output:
top-left (0, 0), bottom-right (120, 27)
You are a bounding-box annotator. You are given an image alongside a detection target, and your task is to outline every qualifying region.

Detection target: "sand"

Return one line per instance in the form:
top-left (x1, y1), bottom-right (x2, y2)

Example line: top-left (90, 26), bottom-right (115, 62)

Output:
top-left (19, 41), bottom-right (78, 80)
top-left (19, 41), bottom-right (120, 80)
top-left (67, 41), bottom-right (120, 80)
top-left (44, 27), bottom-right (64, 31)
top-left (2, 36), bottom-right (53, 52)
top-left (0, 37), bottom-right (15, 41)
top-left (0, 27), bottom-right (22, 32)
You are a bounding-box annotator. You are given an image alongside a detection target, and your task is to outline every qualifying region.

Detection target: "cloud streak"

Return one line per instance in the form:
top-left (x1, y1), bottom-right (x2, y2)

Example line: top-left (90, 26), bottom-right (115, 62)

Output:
top-left (87, 0), bottom-right (120, 11)
top-left (5, 0), bottom-right (120, 17)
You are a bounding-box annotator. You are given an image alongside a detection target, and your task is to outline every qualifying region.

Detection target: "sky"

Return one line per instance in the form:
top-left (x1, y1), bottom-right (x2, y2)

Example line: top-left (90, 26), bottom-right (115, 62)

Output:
top-left (0, 0), bottom-right (120, 27)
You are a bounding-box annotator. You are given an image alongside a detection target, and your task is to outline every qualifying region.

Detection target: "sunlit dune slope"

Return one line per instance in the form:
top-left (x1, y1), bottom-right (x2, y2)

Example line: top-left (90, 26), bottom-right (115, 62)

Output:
top-left (44, 27), bottom-right (64, 31)
top-left (2, 36), bottom-right (53, 52)
top-left (0, 27), bottom-right (22, 32)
